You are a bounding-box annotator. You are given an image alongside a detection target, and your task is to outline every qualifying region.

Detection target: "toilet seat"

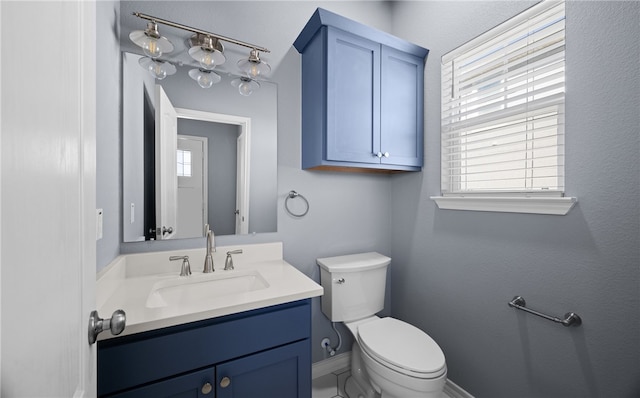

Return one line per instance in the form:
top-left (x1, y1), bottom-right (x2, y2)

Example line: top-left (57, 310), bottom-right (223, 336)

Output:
top-left (357, 317), bottom-right (446, 379)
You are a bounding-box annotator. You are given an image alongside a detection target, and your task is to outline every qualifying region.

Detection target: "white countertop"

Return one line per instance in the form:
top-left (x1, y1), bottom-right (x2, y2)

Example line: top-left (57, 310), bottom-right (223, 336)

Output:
top-left (96, 242), bottom-right (323, 340)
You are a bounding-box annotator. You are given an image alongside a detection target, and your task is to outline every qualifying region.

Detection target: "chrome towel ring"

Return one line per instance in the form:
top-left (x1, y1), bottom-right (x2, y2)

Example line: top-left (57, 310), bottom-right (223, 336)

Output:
top-left (285, 190), bottom-right (309, 217)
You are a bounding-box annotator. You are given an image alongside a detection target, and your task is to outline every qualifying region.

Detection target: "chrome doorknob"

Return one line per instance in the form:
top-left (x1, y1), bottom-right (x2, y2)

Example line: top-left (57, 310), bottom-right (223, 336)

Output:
top-left (88, 309), bottom-right (126, 345)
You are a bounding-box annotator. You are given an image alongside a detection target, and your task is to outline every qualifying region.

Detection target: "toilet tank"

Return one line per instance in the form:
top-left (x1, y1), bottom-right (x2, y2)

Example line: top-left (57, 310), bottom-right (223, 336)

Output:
top-left (317, 252), bottom-right (391, 322)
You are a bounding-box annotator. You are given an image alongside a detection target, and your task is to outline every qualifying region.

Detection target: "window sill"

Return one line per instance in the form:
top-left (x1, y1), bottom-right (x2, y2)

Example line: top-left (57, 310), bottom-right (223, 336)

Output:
top-left (430, 196), bottom-right (577, 215)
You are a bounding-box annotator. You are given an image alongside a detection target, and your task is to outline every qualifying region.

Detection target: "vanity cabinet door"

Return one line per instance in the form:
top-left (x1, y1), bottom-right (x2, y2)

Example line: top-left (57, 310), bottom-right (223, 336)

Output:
top-left (109, 366), bottom-right (216, 397)
top-left (217, 340), bottom-right (311, 398)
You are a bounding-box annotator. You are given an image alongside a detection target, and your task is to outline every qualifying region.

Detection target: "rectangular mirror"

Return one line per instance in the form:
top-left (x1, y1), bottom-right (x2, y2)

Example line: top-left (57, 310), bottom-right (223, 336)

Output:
top-left (122, 51), bottom-right (277, 242)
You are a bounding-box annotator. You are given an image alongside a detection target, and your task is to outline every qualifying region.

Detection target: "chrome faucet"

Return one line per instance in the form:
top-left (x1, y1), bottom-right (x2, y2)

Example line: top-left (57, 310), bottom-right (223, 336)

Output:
top-left (203, 228), bottom-right (215, 273)
top-left (169, 255), bottom-right (191, 277)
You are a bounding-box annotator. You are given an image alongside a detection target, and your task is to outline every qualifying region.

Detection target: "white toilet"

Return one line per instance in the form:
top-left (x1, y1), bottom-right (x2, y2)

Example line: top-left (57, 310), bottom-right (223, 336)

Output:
top-left (317, 252), bottom-right (447, 398)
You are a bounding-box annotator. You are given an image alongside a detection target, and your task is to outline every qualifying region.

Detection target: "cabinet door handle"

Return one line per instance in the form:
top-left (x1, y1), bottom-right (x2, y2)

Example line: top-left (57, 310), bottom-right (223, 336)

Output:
top-left (383, 152), bottom-right (390, 158)
top-left (220, 376), bottom-right (231, 388)
top-left (375, 152), bottom-right (383, 158)
top-left (201, 382), bottom-right (213, 395)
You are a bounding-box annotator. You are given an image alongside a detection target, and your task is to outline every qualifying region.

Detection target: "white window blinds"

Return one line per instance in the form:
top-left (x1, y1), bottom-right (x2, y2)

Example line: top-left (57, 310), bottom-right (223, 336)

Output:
top-left (441, 1), bottom-right (565, 195)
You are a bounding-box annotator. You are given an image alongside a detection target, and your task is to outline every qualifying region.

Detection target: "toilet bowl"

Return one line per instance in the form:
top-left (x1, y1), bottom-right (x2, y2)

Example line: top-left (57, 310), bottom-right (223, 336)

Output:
top-left (317, 252), bottom-right (447, 398)
top-left (356, 317), bottom-right (447, 398)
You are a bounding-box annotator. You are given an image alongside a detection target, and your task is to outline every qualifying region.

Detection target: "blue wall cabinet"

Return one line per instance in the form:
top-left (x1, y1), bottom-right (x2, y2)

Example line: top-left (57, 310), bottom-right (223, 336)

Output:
top-left (294, 8), bottom-right (428, 173)
top-left (98, 300), bottom-right (311, 397)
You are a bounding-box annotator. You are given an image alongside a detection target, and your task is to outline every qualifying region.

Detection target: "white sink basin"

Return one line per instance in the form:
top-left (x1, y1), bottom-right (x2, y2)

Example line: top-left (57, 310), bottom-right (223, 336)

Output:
top-left (146, 270), bottom-right (270, 308)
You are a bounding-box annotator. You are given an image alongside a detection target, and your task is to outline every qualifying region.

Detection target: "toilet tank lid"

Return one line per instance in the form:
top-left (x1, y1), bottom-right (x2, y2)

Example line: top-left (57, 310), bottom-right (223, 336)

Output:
top-left (317, 252), bottom-right (391, 272)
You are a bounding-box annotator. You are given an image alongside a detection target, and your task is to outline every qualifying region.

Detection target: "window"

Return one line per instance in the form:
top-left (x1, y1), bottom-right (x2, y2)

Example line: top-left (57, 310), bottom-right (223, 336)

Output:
top-left (177, 149), bottom-right (192, 177)
top-left (433, 0), bottom-right (576, 215)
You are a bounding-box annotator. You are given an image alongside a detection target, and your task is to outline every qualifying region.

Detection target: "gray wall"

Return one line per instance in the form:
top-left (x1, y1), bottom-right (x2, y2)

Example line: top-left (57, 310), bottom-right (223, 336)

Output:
top-left (96, 0), bottom-right (122, 267)
top-left (389, 1), bottom-right (639, 397)
top-left (96, 1), bottom-right (639, 396)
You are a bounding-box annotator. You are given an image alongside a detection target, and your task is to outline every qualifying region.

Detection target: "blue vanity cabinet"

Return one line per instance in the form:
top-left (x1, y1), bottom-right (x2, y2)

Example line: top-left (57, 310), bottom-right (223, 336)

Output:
top-left (294, 8), bottom-right (428, 173)
top-left (97, 299), bottom-right (311, 398)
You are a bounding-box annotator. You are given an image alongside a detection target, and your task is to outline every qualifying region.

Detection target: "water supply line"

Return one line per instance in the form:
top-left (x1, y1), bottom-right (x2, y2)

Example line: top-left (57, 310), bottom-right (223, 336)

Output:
top-left (322, 322), bottom-right (343, 356)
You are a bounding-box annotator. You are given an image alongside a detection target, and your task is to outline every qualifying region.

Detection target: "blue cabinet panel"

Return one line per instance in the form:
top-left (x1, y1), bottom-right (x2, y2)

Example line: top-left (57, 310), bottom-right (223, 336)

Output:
top-left (98, 300), bottom-right (311, 397)
top-left (109, 366), bottom-right (216, 398)
top-left (380, 46), bottom-right (424, 168)
top-left (217, 340), bottom-right (311, 398)
top-left (326, 28), bottom-right (380, 165)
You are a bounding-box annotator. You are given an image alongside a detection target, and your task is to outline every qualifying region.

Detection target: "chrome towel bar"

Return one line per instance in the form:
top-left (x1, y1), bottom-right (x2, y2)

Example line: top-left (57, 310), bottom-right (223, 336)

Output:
top-left (508, 296), bottom-right (582, 327)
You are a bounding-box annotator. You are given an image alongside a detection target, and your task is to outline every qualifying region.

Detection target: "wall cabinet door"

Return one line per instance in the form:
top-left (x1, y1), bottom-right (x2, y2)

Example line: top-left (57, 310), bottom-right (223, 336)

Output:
top-left (217, 340), bottom-right (311, 398)
top-left (380, 45), bottom-right (424, 168)
top-left (326, 28), bottom-right (380, 165)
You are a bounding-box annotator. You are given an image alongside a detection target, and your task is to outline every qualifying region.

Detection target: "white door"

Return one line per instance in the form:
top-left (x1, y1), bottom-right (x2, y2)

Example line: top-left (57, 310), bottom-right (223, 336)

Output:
top-left (176, 135), bottom-right (208, 239)
top-left (236, 132), bottom-right (249, 234)
top-left (0, 1), bottom-right (97, 396)
top-left (155, 85), bottom-right (178, 240)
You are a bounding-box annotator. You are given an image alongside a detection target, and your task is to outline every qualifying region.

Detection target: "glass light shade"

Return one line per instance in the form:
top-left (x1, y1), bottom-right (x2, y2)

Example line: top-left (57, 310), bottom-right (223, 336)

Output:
top-left (130, 30), bottom-right (174, 59)
top-left (231, 77), bottom-right (260, 96)
top-left (138, 57), bottom-right (176, 80)
top-left (237, 50), bottom-right (271, 78)
top-left (188, 69), bottom-right (221, 89)
top-left (188, 46), bottom-right (226, 70)
top-left (237, 58), bottom-right (271, 79)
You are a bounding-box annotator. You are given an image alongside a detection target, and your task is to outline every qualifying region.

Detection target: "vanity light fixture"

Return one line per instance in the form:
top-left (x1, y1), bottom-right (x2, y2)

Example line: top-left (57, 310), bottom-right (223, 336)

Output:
top-left (129, 21), bottom-right (174, 58)
top-left (130, 12), bottom-right (270, 92)
top-left (231, 77), bottom-right (260, 96)
top-left (139, 57), bottom-right (176, 80)
top-left (237, 49), bottom-right (271, 79)
top-left (188, 68), bottom-right (222, 89)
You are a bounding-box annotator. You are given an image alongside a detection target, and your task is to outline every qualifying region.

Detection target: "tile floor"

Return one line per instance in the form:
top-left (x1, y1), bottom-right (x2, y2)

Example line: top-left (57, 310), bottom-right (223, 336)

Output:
top-left (312, 367), bottom-right (351, 398)
top-left (312, 369), bottom-right (457, 398)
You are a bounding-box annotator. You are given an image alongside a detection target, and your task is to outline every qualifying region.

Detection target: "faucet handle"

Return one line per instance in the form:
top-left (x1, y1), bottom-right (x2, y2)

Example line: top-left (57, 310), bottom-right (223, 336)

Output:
top-left (170, 255), bottom-right (192, 277)
top-left (224, 249), bottom-right (243, 270)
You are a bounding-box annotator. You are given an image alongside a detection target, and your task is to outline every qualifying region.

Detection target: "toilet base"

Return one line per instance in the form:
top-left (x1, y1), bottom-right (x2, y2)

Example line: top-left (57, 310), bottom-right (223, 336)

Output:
top-left (345, 375), bottom-right (379, 398)
top-left (345, 343), bottom-right (380, 398)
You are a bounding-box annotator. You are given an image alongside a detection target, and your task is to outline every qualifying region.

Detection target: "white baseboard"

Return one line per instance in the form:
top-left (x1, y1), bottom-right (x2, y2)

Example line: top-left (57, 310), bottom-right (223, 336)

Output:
top-left (312, 352), bottom-right (351, 379)
top-left (443, 378), bottom-right (475, 398)
top-left (312, 352), bottom-right (474, 398)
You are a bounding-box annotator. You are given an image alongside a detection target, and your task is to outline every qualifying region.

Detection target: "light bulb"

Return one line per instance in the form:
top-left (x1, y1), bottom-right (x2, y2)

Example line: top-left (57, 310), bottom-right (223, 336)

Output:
top-left (143, 37), bottom-right (162, 58)
top-left (188, 68), bottom-right (221, 89)
top-left (138, 57), bottom-right (176, 80)
top-left (238, 80), bottom-right (253, 96)
top-left (231, 77), bottom-right (260, 96)
top-left (199, 52), bottom-right (216, 70)
top-left (197, 74), bottom-right (213, 89)
top-left (248, 64), bottom-right (260, 78)
top-left (150, 63), bottom-right (167, 80)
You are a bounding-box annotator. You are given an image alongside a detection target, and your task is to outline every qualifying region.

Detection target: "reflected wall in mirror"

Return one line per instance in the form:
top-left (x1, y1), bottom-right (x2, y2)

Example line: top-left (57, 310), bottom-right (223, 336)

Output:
top-left (122, 52), bottom-right (277, 242)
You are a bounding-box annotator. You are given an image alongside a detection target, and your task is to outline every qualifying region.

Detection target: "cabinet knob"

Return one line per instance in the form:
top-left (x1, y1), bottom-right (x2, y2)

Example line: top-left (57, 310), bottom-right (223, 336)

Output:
top-left (375, 152), bottom-right (383, 158)
top-left (201, 382), bottom-right (213, 395)
top-left (220, 376), bottom-right (231, 388)
top-left (383, 152), bottom-right (390, 158)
